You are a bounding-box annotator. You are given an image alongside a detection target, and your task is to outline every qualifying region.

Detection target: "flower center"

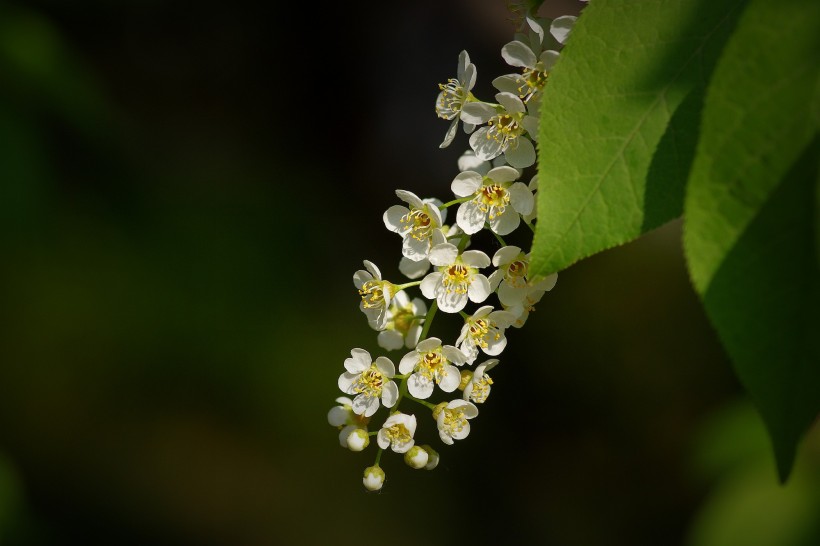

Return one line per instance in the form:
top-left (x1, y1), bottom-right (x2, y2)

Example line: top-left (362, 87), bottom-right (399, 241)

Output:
top-left (518, 68), bottom-right (549, 101)
top-left (359, 280), bottom-right (388, 308)
top-left (419, 350), bottom-right (444, 379)
top-left (390, 306), bottom-right (415, 334)
top-left (505, 259), bottom-right (529, 287)
top-left (442, 408), bottom-right (467, 435)
top-left (443, 263), bottom-right (471, 294)
top-left (436, 78), bottom-right (466, 119)
top-left (469, 374), bottom-right (493, 404)
top-left (468, 318), bottom-right (490, 348)
top-left (486, 113), bottom-right (524, 148)
top-left (354, 365), bottom-right (384, 398)
top-left (479, 184), bottom-right (510, 218)
top-left (400, 209), bottom-right (434, 241)
top-left (384, 423), bottom-right (412, 446)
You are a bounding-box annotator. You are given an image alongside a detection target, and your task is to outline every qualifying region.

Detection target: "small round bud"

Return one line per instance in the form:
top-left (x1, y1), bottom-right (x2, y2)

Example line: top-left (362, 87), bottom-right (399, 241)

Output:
top-left (458, 370), bottom-right (473, 390)
top-left (362, 465), bottom-right (385, 491)
top-left (421, 444), bottom-right (440, 470)
top-left (403, 445), bottom-right (429, 469)
top-left (346, 428), bottom-right (370, 452)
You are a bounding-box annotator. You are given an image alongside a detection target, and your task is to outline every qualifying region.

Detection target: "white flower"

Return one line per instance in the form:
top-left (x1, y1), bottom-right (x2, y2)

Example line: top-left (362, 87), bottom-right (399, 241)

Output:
top-left (456, 305), bottom-right (515, 363)
top-left (434, 400), bottom-right (478, 445)
top-left (338, 349), bottom-right (399, 417)
top-left (489, 246), bottom-right (558, 307)
top-left (503, 281), bottom-right (557, 328)
top-left (363, 465), bottom-right (385, 491)
top-left (436, 50), bottom-right (477, 148)
top-left (522, 175), bottom-right (538, 224)
top-left (496, 39), bottom-right (559, 103)
top-left (404, 445), bottom-right (429, 469)
top-left (346, 428), bottom-right (370, 451)
top-left (463, 359), bottom-right (500, 404)
top-left (353, 261), bottom-right (396, 330)
top-left (421, 445), bottom-right (440, 470)
top-left (420, 243), bottom-right (491, 313)
top-left (377, 412), bottom-right (417, 453)
top-left (378, 291), bottom-right (427, 351)
top-left (399, 337), bottom-right (468, 398)
top-left (384, 190), bottom-right (447, 262)
top-left (397, 223), bottom-right (463, 280)
top-left (328, 396), bottom-right (372, 448)
top-left (468, 93), bottom-right (539, 168)
top-left (457, 150), bottom-right (491, 175)
top-left (451, 166), bottom-right (534, 235)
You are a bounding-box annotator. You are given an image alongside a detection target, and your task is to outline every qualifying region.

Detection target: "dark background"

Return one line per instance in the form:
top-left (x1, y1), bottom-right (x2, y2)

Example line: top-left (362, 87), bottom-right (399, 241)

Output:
top-left (1, 1), bottom-right (818, 545)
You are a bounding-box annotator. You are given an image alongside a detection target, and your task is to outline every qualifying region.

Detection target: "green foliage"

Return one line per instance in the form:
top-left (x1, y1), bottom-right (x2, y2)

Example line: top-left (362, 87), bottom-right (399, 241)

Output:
top-left (531, 0), bottom-right (820, 479)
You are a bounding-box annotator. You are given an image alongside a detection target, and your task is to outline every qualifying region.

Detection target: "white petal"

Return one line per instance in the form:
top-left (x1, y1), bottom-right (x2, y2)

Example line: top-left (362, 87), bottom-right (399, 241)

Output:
top-left (439, 118), bottom-right (459, 149)
top-left (495, 92), bottom-right (526, 114)
top-left (461, 250), bottom-right (491, 268)
top-left (492, 74), bottom-right (522, 95)
top-left (378, 330), bottom-right (404, 351)
top-left (457, 151), bottom-right (490, 174)
top-left (377, 429), bottom-right (390, 449)
top-left (353, 269), bottom-right (373, 289)
top-left (399, 256), bottom-right (430, 279)
top-left (472, 305), bottom-right (494, 319)
top-left (488, 270), bottom-right (503, 291)
top-left (493, 245), bottom-right (523, 266)
top-left (363, 260), bottom-right (381, 280)
top-left (463, 62), bottom-right (476, 91)
top-left (525, 14), bottom-right (545, 45)
top-left (426, 202), bottom-right (444, 227)
top-left (438, 290), bottom-right (468, 313)
top-left (416, 337), bottom-right (442, 353)
top-left (451, 171), bottom-right (483, 197)
top-left (469, 127), bottom-right (503, 161)
top-left (535, 272), bottom-right (559, 291)
top-left (381, 381), bottom-right (399, 408)
top-left (402, 235), bottom-right (431, 261)
top-left (504, 137), bottom-right (536, 169)
top-left (509, 182), bottom-right (534, 215)
top-left (338, 372), bottom-right (357, 394)
top-left (484, 335), bottom-right (507, 356)
top-left (442, 345), bottom-right (468, 366)
top-left (498, 282), bottom-right (528, 306)
top-left (456, 50), bottom-right (470, 81)
top-left (501, 40), bottom-right (537, 69)
top-left (468, 275), bottom-right (491, 303)
top-left (490, 207), bottom-right (520, 236)
top-left (451, 421), bottom-right (471, 440)
top-left (399, 351), bottom-right (418, 374)
top-left (438, 365), bottom-right (461, 392)
top-left (486, 165), bottom-right (520, 184)
top-left (489, 309), bottom-right (517, 328)
top-left (420, 272), bottom-right (443, 299)
top-left (408, 374), bottom-right (434, 399)
top-left (540, 49), bottom-right (560, 71)
top-left (374, 356), bottom-right (395, 377)
top-left (428, 243), bottom-right (458, 266)
top-left (521, 114), bottom-right (539, 137)
top-left (383, 205), bottom-right (409, 233)
top-left (395, 189), bottom-right (424, 209)
top-left (327, 405), bottom-right (349, 427)
top-left (456, 201), bottom-right (486, 235)
top-left (550, 16), bottom-right (577, 45)
top-left (460, 102), bottom-right (497, 125)
top-left (347, 348), bottom-right (371, 371)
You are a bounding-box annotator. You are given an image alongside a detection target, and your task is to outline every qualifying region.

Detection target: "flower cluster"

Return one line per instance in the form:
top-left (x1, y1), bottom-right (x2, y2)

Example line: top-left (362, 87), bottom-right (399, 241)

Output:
top-left (328, 10), bottom-right (576, 492)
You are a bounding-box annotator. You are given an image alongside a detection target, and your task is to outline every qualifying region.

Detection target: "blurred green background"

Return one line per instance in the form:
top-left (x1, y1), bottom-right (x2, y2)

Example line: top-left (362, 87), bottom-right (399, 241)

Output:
top-left (1, 1), bottom-right (818, 544)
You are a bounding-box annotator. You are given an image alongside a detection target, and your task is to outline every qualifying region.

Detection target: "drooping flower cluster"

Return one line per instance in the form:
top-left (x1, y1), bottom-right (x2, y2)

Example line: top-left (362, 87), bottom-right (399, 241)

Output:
top-left (328, 8), bottom-right (578, 492)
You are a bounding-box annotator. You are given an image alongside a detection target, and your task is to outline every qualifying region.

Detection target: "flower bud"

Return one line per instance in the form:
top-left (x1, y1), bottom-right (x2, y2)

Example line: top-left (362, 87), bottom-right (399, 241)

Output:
top-left (404, 445), bottom-right (429, 469)
top-left (362, 465), bottom-right (385, 491)
top-left (346, 428), bottom-right (370, 451)
top-left (421, 444), bottom-right (440, 470)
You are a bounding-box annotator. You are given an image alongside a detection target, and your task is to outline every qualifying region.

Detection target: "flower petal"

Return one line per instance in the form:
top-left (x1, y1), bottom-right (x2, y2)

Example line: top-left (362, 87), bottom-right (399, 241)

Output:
top-left (501, 40), bottom-right (537, 69)
top-left (456, 50), bottom-right (471, 81)
top-left (451, 171), bottom-right (483, 197)
top-left (353, 269), bottom-right (373, 289)
top-left (487, 165), bottom-right (520, 184)
top-left (461, 250), bottom-right (491, 268)
top-left (442, 345), bottom-right (468, 366)
top-left (438, 290), bottom-right (468, 313)
top-left (521, 114), bottom-right (539, 137)
top-left (468, 275), bottom-right (491, 303)
top-left (381, 381), bottom-right (399, 408)
top-left (416, 337), bottom-right (442, 353)
top-left (492, 74), bottom-right (522, 95)
top-left (347, 348), bottom-right (371, 371)
top-left (378, 330), bottom-right (404, 351)
top-left (383, 205), bottom-right (409, 233)
top-left (550, 16), bottom-right (577, 45)
top-left (420, 272), bottom-right (443, 299)
top-left (402, 235), bottom-right (431, 261)
top-left (509, 182), bottom-right (534, 215)
top-left (457, 151), bottom-right (490, 174)
top-left (438, 365), bottom-right (461, 392)
top-left (495, 92), bottom-right (526, 114)
top-left (428, 243), bottom-right (459, 266)
top-left (399, 257), bottom-right (430, 279)
top-left (490, 207), bottom-right (520, 236)
top-left (504, 136), bottom-right (535, 168)
top-left (395, 189), bottom-right (424, 209)
top-left (374, 356), bottom-right (395, 377)
top-left (363, 260), bottom-right (381, 280)
top-left (540, 49), bottom-right (560, 71)
top-left (408, 373), bottom-right (434, 399)
top-left (460, 102), bottom-right (497, 125)
top-left (469, 127), bottom-right (503, 161)
top-left (456, 201), bottom-right (486, 235)
top-left (439, 118), bottom-right (459, 149)
top-left (493, 245), bottom-right (523, 266)
top-left (338, 372), bottom-right (358, 394)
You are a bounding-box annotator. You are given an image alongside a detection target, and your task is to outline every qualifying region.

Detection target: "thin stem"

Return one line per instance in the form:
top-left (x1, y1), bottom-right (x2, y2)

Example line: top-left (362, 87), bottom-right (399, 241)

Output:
top-left (459, 310), bottom-right (470, 320)
top-left (524, 221), bottom-right (535, 233)
top-left (439, 196), bottom-right (472, 209)
top-left (405, 394), bottom-right (437, 410)
top-left (457, 233), bottom-right (470, 252)
top-left (419, 300), bottom-right (438, 340)
top-left (395, 280), bottom-right (422, 291)
top-left (374, 448), bottom-right (383, 466)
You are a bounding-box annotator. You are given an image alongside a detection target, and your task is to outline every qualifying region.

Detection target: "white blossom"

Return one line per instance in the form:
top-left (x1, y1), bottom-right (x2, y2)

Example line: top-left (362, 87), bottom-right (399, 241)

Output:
top-left (456, 305), bottom-right (515, 363)
top-left (377, 412), bottom-right (417, 453)
top-left (399, 337), bottom-right (468, 398)
top-left (377, 290), bottom-right (427, 351)
top-left (434, 400), bottom-right (478, 445)
top-left (353, 261), bottom-right (396, 330)
top-left (489, 246), bottom-right (558, 307)
top-left (550, 16), bottom-right (577, 45)
top-left (437, 50), bottom-right (477, 148)
top-left (420, 243), bottom-right (491, 313)
top-left (384, 190), bottom-right (447, 262)
top-left (404, 445), bottom-right (429, 469)
top-left (363, 466), bottom-right (385, 491)
top-left (451, 166), bottom-right (534, 235)
top-left (463, 359), bottom-right (500, 404)
top-left (338, 349), bottom-right (399, 417)
top-left (468, 92), bottom-right (539, 168)
top-left (328, 396), bottom-right (372, 448)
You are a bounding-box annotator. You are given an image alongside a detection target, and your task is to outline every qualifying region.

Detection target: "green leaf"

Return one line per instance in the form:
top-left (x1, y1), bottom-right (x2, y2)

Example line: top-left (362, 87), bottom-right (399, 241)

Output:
top-left (683, 0), bottom-right (820, 481)
top-left (530, 0), bottom-right (746, 279)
